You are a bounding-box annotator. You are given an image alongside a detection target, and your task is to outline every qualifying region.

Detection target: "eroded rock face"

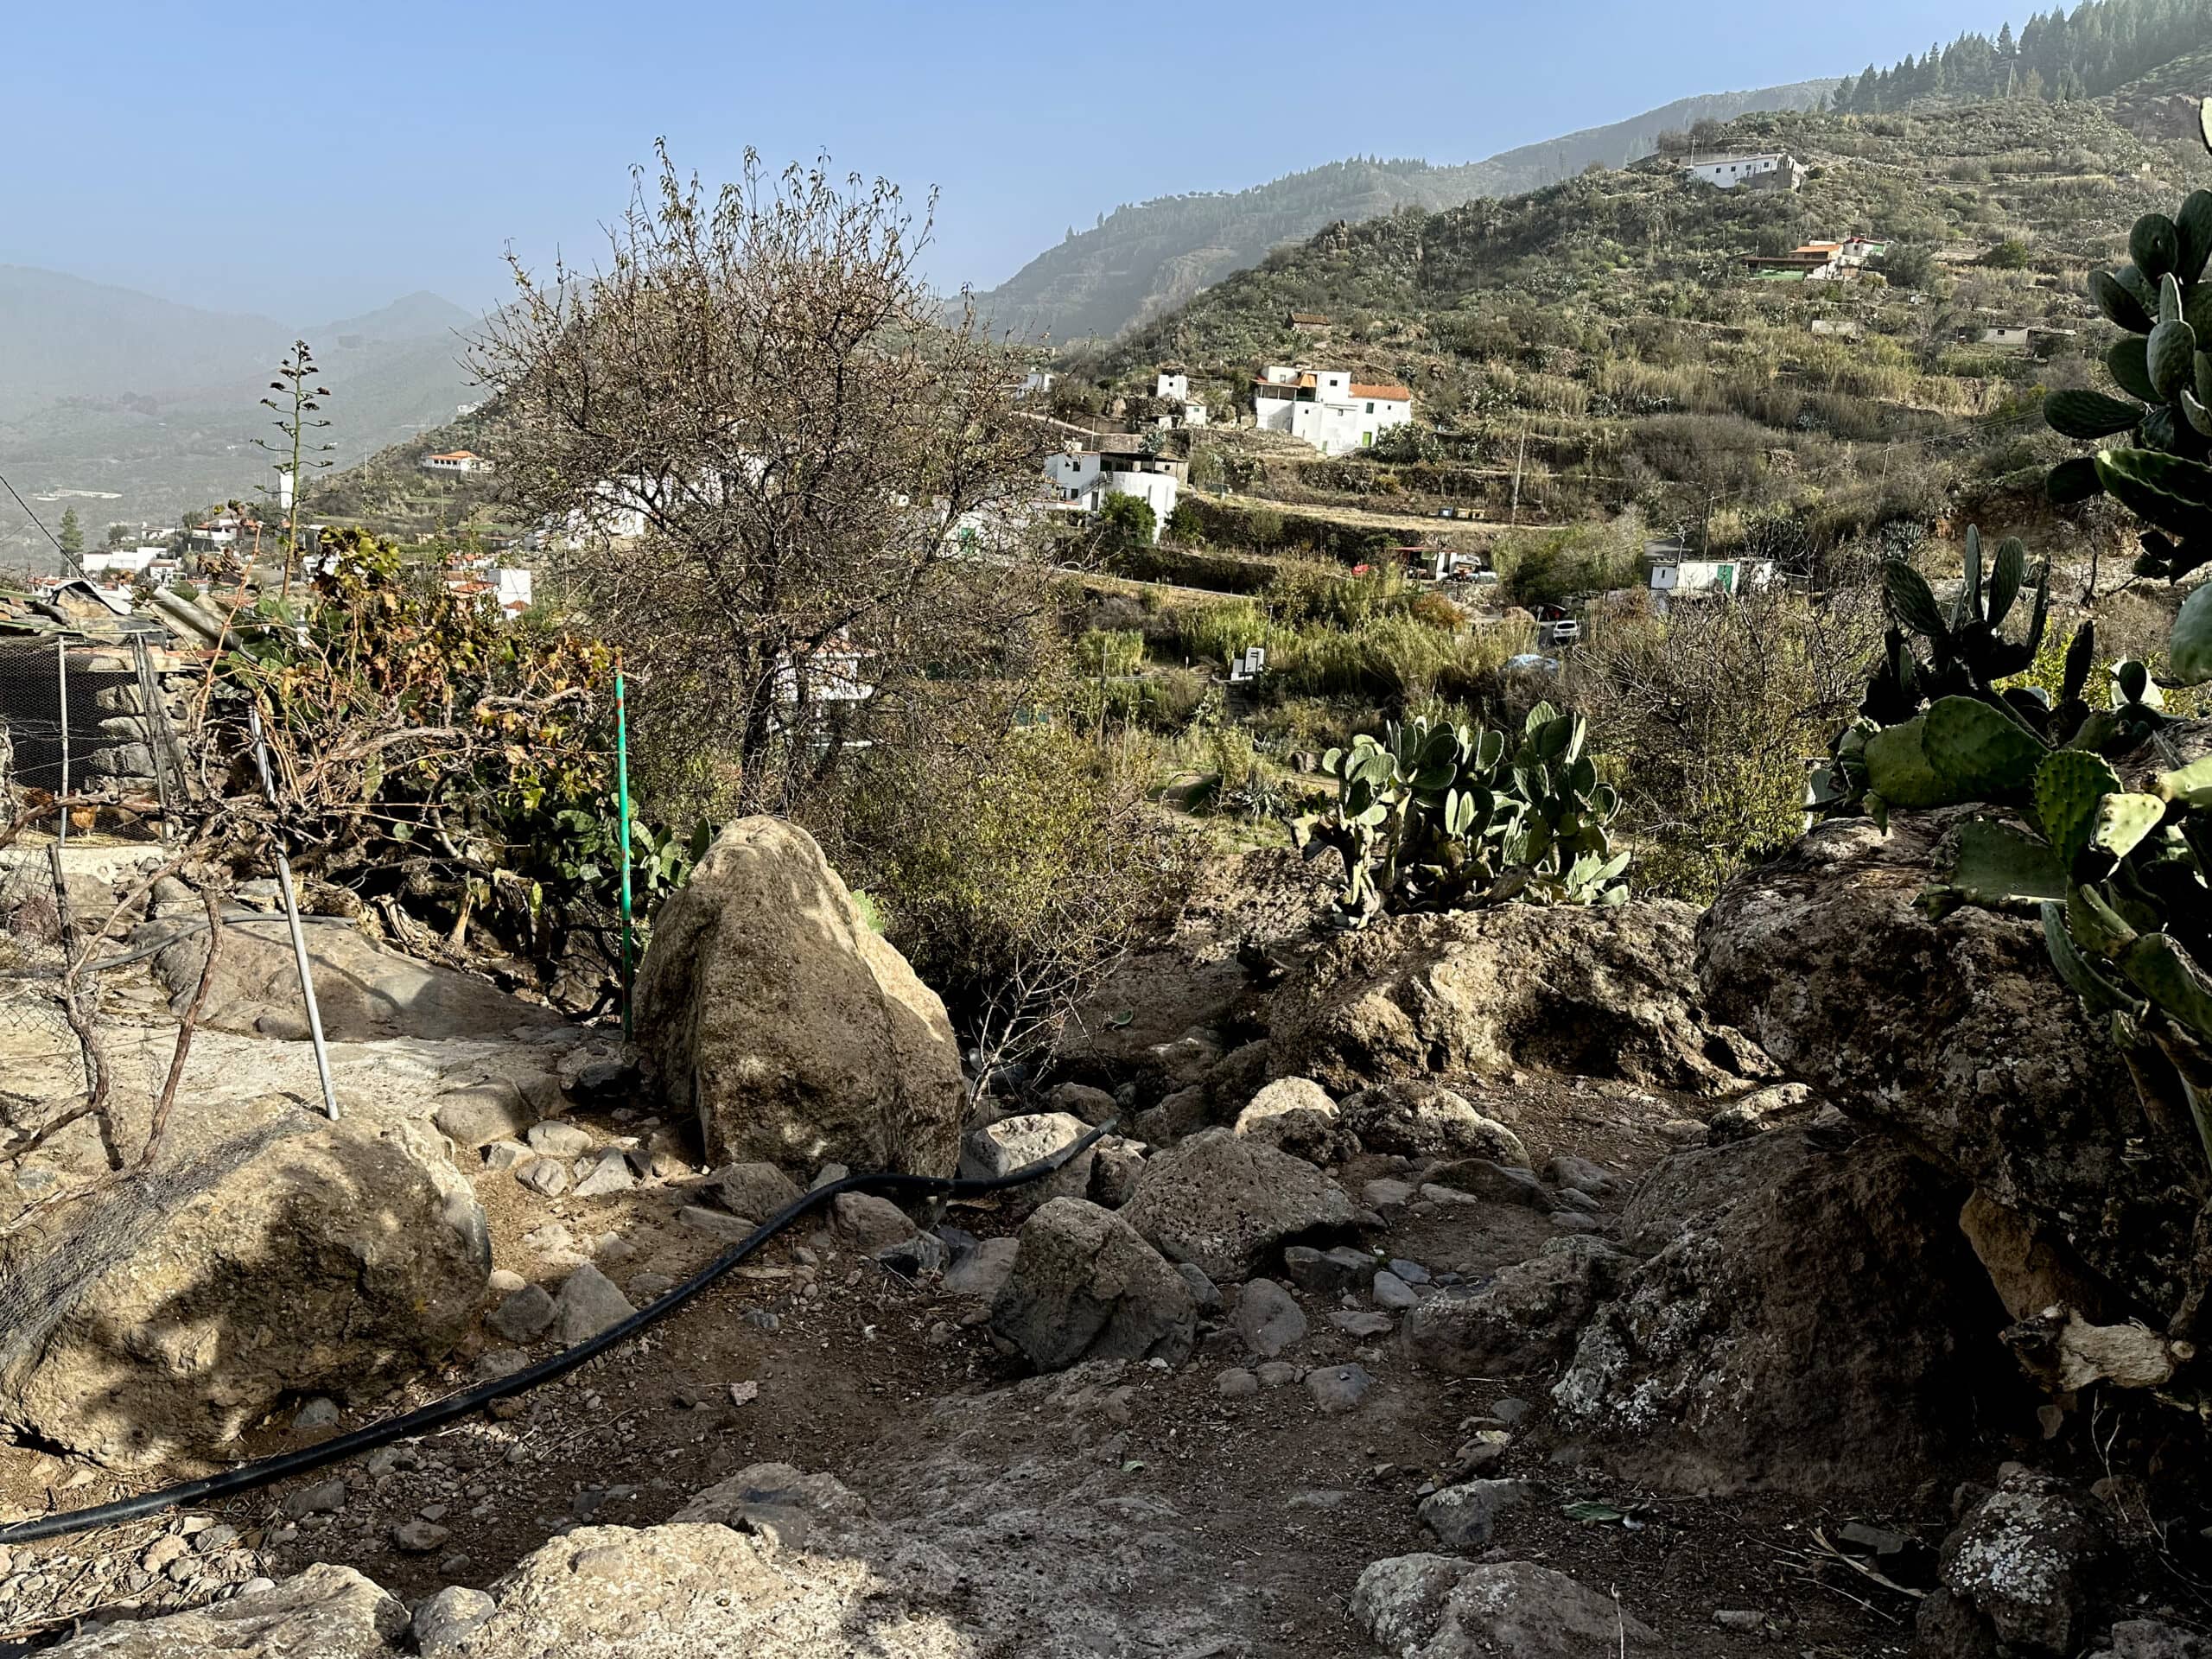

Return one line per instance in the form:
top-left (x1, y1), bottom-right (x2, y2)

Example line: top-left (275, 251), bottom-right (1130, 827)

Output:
top-left (989, 1198), bottom-right (1197, 1370)
top-left (1553, 1128), bottom-right (2017, 1497)
top-left (1699, 811), bottom-right (2202, 1332)
top-left (1271, 902), bottom-right (1768, 1097)
top-left (635, 817), bottom-right (963, 1179)
top-left (1119, 1128), bottom-right (1357, 1282)
top-left (0, 1113), bottom-right (487, 1465)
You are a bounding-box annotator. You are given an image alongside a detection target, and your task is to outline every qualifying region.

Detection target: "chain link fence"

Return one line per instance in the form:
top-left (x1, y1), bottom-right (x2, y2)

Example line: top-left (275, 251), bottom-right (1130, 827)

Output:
top-left (0, 641), bottom-right (84, 1057)
top-left (0, 635), bottom-right (182, 1077)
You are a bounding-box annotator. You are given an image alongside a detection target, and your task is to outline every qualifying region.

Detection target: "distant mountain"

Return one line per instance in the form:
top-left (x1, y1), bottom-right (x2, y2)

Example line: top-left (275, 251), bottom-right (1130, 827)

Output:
top-left (967, 79), bottom-right (1837, 342)
top-left (0, 268), bottom-right (480, 565)
top-left (0, 267), bottom-right (283, 420)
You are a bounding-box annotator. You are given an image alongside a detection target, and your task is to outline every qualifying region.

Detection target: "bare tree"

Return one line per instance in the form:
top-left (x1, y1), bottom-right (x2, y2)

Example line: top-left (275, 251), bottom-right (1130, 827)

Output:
top-left (474, 144), bottom-right (1052, 817)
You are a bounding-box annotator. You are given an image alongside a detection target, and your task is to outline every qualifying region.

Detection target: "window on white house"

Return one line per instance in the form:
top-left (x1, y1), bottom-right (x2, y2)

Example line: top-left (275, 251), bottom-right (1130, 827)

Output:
top-left (1365, 402), bottom-right (1375, 414)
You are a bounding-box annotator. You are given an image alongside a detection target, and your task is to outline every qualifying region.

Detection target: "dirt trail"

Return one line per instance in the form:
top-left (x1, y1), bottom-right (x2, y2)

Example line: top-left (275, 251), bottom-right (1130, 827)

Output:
top-left (0, 1046), bottom-right (1925, 1656)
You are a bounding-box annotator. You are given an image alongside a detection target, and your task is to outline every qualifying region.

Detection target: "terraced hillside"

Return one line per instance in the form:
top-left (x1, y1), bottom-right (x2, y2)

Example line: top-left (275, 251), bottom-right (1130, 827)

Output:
top-left (1067, 97), bottom-right (2205, 561)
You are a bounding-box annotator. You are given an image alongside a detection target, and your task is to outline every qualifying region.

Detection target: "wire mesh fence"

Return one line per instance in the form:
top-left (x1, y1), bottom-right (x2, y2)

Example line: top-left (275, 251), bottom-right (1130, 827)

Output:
top-left (0, 642), bottom-right (82, 1058)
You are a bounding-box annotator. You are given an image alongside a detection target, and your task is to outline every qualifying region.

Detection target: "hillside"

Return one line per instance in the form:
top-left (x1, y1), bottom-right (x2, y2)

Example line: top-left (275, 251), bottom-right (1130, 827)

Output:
top-left (1065, 94), bottom-right (2196, 559)
top-left (0, 271), bottom-right (480, 569)
top-left (968, 80), bottom-right (1835, 343)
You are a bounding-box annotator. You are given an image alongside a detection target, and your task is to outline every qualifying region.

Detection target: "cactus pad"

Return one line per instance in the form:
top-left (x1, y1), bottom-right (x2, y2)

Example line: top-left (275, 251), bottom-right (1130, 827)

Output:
top-left (2035, 749), bottom-right (2124, 865)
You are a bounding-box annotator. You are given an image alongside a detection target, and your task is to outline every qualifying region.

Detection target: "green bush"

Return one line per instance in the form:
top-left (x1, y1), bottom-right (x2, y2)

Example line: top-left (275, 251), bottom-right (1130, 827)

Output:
top-left (1077, 628), bottom-right (1146, 677)
top-left (1495, 523), bottom-right (1645, 608)
top-left (1097, 493), bottom-right (1157, 551)
top-left (832, 710), bottom-right (1186, 1065)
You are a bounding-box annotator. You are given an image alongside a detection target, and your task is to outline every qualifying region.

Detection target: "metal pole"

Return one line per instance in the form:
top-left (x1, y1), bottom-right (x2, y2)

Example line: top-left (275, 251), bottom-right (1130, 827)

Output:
top-left (616, 657), bottom-right (634, 1041)
top-left (248, 704), bottom-right (339, 1119)
top-left (130, 635), bottom-right (175, 842)
top-left (54, 638), bottom-right (69, 849)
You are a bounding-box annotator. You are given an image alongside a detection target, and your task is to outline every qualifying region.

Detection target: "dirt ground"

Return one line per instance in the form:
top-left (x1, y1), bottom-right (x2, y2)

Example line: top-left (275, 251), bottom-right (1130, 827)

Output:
top-left (0, 1058), bottom-right (1948, 1657)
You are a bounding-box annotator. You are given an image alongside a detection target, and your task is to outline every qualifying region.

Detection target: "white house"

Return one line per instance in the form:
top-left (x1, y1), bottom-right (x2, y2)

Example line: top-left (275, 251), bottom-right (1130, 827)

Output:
top-left (562, 476), bottom-right (655, 546)
top-left (1681, 153), bottom-right (1806, 193)
top-left (1043, 441), bottom-right (1183, 541)
top-left (80, 546), bottom-right (163, 578)
top-left (422, 450), bottom-right (493, 476)
top-left (1251, 365), bottom-right (1413, 457)
top-left (1645, 539), bottom-right (1776, 614)
top-left (1148, 372), bottom-right (1208, 426)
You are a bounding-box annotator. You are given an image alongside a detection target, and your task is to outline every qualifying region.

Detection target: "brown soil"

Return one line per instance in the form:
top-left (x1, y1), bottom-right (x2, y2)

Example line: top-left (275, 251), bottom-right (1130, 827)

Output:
top-left (0, 1074), bottom-right (1941, 1656)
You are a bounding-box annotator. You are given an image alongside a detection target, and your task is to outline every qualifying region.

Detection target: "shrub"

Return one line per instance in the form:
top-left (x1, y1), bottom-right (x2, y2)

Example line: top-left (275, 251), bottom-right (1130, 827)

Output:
top-left (1572, 587), bottom-right (1882, 902)
top-left (831, 701), bottom-right (1187, 1074)
top-left (1076, 628), bottom-right (1145, 677)
top-left (1494, 523), bottom-right (1644, 609)
top-left (1096, 493), bottom-right (1157, 552)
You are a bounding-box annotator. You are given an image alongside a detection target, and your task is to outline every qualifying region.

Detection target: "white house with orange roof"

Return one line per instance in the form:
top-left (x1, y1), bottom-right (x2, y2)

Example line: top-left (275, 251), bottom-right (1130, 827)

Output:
top-left (422, 449), bottom-right (493, 476)
top-left (1251, 365), bottom-right (1412, 456)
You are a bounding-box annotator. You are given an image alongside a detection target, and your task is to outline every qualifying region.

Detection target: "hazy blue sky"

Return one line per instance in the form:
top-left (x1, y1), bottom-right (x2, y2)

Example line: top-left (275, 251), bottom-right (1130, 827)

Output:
top-left (7, 0), bottom-right (2020, 321)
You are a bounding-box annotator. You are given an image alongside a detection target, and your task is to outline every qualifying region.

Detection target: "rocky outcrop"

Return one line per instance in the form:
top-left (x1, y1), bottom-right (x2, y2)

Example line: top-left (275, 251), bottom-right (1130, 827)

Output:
top-left (1923, 1472), bottom-right (2113, 1658)
top-left (1271, 901), bottom-right (1769, 1097)
top-left (147, 906), bottom-right (565, 1044)
top-left (43, 1563), bottom-right (408, 1656)
top-left (1699, 810), bottom-right (2204, 1336)
top-left (1353, 1555), bottom-right (1655, 1658)
top-left (1552, 1128), bottom-right (2018, 1496)
top-left (1338, 1081), bottom-right (1529, 1166)
top-left (989, 1198), bottom-right (1197, 1370)
top-left (634, 817), bottom-right (963, 1179)
top-left (1402, 1235), bottom-right (1625, 1377)
top-left (0, 1110), bottom-right (487, 1465)
top-left (46, 1452), bottom-right (1239, 1657)
top-left (1119, 1128), bottom-right (1357, 1281)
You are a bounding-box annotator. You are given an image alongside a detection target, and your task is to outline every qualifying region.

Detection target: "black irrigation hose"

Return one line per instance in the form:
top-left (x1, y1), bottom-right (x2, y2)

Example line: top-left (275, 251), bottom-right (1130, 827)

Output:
top-left (0, 1121), bottom-right (1116, 1546)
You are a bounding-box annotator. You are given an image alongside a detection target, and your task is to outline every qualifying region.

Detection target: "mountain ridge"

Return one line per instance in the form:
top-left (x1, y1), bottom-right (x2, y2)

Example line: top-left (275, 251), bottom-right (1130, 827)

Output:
top-left (969, 79), bottom-right (1838, 343)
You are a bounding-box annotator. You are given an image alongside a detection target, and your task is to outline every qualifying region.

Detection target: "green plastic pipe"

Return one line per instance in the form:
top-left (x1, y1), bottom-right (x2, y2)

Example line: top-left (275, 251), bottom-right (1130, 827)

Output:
top-left (616, 657), bottom-right (633, 1039)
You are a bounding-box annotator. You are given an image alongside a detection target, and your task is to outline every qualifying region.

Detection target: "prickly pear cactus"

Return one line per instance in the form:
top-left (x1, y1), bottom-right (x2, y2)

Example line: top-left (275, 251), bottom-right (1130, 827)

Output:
top-left (1292, 705), bottom-right (1630, 922)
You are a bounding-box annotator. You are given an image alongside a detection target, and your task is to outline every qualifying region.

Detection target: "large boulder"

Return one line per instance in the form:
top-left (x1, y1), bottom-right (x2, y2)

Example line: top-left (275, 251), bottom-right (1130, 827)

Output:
top-left (1928, 1472), bottom-right (2114, 1658)
top-left (1353, 1555), bottom-right (1656, 1659)
top-left (147, 906), bottom-right (565, 1043)
top-left (1269, 902), bottom-right (1768, 1097)
top-left (1402, 1235), bottom-right (1626, 1377)
top-left (1232, 1077), bottom-right (1355, 1163)
top-left (1551, 1128), bottom-right (2018, 1496)
top-left (43, 1563), bottom-right (408, 1657)
top-left (1119, 1128), bottom-right (1357, 1282)
top-left (988, 1198), bottom-right (1197, 1370)
top-left (1699, 810), bottom-right (2204, 1334)
top-left (1338, 1081), bottom-right (1529, 1166)
top-left (634, 817), bottom-right (963, 1178)
top-left (0, 1110), bottom-right (489, 1465)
